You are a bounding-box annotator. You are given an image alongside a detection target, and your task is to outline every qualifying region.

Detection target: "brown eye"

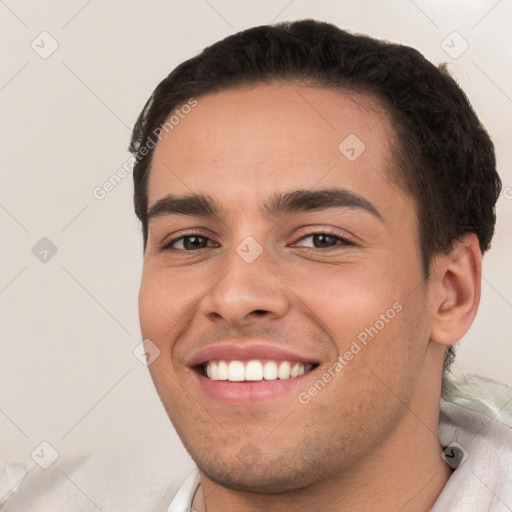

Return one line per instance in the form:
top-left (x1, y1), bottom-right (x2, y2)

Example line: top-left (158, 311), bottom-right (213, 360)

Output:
top-left (310, 234), bottom-right (338, 248)
top-left (295, 233), bottom-right (353, 249)
top-left (165, 235), bottom-right (214, 251)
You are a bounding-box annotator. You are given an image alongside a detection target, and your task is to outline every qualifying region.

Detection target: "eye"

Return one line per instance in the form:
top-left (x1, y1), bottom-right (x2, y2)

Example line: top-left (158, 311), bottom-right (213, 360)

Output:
top-left (293, 233), bottom-right (354, 249)
top-left (163, 234), bottom-right (218, 251)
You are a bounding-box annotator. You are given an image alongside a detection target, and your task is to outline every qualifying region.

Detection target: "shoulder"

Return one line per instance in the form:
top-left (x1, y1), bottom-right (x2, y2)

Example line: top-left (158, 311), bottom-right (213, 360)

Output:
top-left (433, 375), bottom-right (512, 511)
top-left (442, 374), bottom-right (512, 427)
top-left (2, 446), bottom-right (194, 512)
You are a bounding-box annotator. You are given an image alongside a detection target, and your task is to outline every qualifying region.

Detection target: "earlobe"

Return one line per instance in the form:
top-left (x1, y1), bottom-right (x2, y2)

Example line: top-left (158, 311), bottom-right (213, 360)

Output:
top-left (430, 234), bottom-right (482, 346)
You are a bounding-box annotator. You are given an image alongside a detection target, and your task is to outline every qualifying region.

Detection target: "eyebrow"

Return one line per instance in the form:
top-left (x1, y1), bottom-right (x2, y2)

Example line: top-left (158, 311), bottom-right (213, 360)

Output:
top-left (147, 188), bottom-right (385, 223)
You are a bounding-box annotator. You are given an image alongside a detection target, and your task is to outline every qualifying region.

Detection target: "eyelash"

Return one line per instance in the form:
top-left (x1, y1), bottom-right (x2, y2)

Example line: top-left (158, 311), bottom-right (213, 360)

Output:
top-left (162, 232), bottom-right (217, 251)
top-left (161, 231), bottom-right (354, 252)
top-left (295, 232), bottom-right (354, 250)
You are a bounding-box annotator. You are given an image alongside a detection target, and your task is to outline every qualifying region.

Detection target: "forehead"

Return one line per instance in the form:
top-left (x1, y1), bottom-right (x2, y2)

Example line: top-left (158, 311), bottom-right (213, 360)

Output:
top-left (148, 82), bottom-right (402, 211)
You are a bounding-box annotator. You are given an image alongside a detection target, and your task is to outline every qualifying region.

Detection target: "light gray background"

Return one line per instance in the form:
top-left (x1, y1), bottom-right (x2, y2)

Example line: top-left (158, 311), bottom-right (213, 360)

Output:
top-left (1, 0), bottom-right (510, 467)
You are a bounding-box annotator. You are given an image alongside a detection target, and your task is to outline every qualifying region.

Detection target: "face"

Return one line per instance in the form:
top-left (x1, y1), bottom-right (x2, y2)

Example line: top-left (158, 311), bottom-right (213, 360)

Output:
top-left (139, 82), bottom-right (435, 492)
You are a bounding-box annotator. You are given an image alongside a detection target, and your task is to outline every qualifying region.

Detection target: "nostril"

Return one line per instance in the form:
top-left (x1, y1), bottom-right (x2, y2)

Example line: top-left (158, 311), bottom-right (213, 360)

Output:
top-left (252, 310), bottom-right (268, 316)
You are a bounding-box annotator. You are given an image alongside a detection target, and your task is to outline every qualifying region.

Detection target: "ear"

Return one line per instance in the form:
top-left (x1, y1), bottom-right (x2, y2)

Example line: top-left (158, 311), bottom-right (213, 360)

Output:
top-left (430, 233), bottom-right (482, 346)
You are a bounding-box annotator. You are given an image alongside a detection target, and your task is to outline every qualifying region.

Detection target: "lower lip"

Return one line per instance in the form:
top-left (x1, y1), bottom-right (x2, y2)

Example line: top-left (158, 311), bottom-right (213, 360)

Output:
top-left (193, 370), bottom-right (314, 405)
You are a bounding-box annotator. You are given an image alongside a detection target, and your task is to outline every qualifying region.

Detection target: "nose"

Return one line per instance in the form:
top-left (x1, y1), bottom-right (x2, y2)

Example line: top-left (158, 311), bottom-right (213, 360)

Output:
top-left (199, 247), bottom-right (290, 327)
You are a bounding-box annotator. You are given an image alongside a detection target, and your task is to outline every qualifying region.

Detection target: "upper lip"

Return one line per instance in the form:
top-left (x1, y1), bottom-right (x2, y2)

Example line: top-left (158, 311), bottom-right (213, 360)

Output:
top-left (186, 342), bottom-right (321, 367)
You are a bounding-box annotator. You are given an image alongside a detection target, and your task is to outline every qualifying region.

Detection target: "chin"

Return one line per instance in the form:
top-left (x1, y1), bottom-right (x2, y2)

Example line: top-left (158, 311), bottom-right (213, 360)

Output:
top-left (201, 467), bottom-right (305, 494)
top-left (195, 448), bottom-right (332, 495)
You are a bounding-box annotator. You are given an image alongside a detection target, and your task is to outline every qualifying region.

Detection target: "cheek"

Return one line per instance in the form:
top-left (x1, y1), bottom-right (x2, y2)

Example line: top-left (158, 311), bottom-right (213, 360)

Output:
top-left (138, 277), bottom-right (166, 341)
top-left (283, 261), bottom-right (402, 344)
top-left (283, 256), bottom-right (427, 381)
top-left (138, 269), bottom-right (190, 348)
top-left (138, 270), bottom-right (197, 417)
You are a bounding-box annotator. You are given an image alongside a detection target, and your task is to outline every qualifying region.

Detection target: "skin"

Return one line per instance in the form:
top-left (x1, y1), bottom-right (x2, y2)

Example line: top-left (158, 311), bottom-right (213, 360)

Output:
top-left (139, 82), bottom-right (482, 512)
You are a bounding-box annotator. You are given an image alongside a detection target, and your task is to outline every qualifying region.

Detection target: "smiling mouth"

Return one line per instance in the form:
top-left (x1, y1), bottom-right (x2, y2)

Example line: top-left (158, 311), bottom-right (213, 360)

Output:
top-left (199, 360), bottom-right (318, 382)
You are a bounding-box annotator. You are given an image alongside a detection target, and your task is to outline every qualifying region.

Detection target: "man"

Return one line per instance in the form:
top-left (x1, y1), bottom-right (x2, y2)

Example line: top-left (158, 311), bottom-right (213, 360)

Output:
top-left (129, 19), bottom-right (511, 512)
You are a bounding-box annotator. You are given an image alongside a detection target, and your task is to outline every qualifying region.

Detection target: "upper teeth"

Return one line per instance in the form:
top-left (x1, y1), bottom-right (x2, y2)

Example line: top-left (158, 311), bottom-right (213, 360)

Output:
top-left (205, 360), bottom-right (312, 382)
